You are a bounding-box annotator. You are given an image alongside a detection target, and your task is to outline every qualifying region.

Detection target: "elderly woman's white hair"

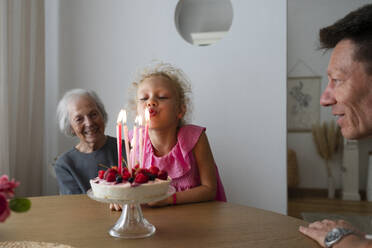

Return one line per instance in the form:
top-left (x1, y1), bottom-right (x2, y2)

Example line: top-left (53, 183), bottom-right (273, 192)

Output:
top-left (57, 89), bottom-right (108, 136)
top-left (127, 61), bottom-right (193, 125)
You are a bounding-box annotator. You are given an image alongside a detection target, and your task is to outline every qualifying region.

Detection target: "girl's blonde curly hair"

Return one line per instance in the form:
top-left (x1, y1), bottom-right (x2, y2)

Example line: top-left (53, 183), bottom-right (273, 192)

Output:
top-left (127, 61), bottom-right (193, 126)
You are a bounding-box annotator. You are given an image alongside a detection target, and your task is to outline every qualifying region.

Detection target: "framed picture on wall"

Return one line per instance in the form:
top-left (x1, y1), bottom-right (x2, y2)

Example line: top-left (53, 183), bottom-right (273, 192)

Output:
top-left (287, 76), bottom-right (321, 132)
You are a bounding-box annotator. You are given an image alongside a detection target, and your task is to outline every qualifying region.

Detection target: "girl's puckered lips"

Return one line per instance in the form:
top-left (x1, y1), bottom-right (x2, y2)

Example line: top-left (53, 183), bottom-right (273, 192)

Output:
top-left (148, 108), bottom-right (157, 117)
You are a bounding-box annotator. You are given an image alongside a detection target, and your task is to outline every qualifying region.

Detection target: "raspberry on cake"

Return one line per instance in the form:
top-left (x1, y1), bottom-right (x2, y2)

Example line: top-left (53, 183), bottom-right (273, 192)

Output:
top-left (149, 166), bottom-right (159, 176)
top-left (158, 170), bottom-right (168, 180)
top-left (135, 172), bottom-right (149, 184)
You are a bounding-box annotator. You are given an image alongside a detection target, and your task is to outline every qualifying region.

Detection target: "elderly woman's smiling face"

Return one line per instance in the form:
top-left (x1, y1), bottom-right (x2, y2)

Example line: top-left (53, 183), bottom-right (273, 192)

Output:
top-left (68, 95), bottom-right (106, 149)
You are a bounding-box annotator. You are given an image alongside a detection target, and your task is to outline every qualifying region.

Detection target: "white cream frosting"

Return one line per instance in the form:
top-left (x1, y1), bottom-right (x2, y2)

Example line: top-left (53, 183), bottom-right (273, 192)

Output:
top-left (90, 177), bottom-right (171, 201)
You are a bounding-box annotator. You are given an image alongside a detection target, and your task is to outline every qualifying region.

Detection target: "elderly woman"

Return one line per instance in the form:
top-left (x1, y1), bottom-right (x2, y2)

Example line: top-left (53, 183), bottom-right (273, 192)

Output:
top-left (55, 89), bottom-right (125, 194)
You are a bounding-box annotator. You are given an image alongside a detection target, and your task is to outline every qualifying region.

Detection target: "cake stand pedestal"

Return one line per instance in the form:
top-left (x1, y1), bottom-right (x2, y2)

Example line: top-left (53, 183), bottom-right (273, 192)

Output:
top-left (87, 186), bottom-right (175, 239)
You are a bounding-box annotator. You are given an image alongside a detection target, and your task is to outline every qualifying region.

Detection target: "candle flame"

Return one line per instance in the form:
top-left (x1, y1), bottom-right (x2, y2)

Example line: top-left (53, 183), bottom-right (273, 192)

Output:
top-left (145, 108), bottom-right (150, 122)
top-left (116, 109), bottom-right (124, 123)
top-left (138, 116), bottom-right (143, 126)
top-left (134, 115), bottom-right (139, 125)
top-left (121, 109), bottom-right (127, 124)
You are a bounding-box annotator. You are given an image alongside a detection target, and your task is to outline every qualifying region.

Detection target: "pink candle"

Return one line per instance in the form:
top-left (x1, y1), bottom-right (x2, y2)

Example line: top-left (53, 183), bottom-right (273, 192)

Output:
top-left (116, 110), bottom-right (123, 174)
top-left (131, 116), bottom-right (139, 171)
top-left (122, 110), bottom-right (131, 174)
top-left (138, 117), bottom-right (143, 168)
top-left (141, 109), bottom-right (150, 169)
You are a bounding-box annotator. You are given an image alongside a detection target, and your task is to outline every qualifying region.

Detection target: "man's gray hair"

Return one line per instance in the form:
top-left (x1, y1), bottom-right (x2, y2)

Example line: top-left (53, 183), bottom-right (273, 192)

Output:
top-left (57, 89), bottom-right (108, 136)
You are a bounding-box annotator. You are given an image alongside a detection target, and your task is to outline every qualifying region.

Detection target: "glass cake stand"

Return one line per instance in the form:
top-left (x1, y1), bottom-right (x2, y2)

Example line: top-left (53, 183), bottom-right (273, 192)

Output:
top-left (87, 186), bottom-right (175, 239)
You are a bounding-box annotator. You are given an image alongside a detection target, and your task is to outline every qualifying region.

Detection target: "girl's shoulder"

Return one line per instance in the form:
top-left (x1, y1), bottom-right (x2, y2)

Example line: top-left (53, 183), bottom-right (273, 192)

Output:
top-left (177, 124), bottom-right (206, 151)
top-left (178, 124), bottom-right (206, 136)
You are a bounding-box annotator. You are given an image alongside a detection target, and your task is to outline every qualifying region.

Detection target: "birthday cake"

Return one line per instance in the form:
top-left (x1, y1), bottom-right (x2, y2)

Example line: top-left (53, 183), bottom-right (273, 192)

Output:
top-left (89, 165), bottom-right (171, 201)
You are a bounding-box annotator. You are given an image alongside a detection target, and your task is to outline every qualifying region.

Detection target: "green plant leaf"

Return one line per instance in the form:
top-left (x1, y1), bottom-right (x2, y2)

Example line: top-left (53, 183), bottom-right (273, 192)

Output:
top-left (9, 198), bottom-right (31, 213)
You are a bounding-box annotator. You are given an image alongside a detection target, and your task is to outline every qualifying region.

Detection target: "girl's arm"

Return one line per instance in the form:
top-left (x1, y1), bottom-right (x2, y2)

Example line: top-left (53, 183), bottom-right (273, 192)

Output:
top-left (148, 131), bottom-right (217, 207)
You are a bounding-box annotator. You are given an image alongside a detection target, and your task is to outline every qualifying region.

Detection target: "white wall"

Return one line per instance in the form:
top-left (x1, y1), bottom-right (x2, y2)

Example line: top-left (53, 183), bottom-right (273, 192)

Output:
top-left (287, 0), bottom-right (372, 190)
top-left (45, 0), bottom-right (287, 214)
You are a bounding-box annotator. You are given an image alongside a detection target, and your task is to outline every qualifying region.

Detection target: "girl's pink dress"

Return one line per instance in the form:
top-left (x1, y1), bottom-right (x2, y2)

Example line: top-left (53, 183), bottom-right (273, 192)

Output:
top-left (131, 124), bottom-right (226, 202)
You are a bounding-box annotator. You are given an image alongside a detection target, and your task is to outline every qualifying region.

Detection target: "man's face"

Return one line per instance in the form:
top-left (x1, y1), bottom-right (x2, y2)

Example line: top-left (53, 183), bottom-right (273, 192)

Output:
top-left (320, 39), bottom-right (372, 139)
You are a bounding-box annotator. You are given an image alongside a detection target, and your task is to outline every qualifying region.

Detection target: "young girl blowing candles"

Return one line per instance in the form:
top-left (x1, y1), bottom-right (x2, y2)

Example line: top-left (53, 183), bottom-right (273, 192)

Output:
top-left (127, 62), bottom-right (226, 207)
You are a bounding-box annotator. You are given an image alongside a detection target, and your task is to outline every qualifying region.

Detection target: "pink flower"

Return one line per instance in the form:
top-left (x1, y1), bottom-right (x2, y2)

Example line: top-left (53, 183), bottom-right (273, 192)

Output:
top-left (0, 175), bottom-right (20, 199)
top-left (0, 193), bottom-right (10, 222)
top-left (0, 175), bottom-right (29, 223)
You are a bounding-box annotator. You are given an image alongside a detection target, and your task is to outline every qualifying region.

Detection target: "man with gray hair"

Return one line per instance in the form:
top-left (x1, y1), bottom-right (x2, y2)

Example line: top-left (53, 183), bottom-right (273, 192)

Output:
top-left (299, 4), bottom-right (372, 248)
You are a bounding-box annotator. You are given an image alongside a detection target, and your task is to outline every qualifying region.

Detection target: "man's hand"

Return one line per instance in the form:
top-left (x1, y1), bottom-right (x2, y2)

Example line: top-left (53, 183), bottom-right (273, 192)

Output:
top-left (299, 219), bottom-right (366, 247)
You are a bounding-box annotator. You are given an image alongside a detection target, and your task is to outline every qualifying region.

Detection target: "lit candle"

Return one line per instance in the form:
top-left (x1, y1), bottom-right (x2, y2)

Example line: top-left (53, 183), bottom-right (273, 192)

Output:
top-left (131, 116), bottom-right (139, 171)
top-left (116, 110), bottom-right (124, 174)
top-left (141, 108), bottom-right (150, 169)
top-left (122, 109), bottom-right (131, 175)
top-left (138, 116), bottom-right (143, 168)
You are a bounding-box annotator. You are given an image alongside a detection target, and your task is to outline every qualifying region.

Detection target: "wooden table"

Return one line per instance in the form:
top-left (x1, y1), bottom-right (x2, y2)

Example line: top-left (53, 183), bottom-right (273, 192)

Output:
top-left (0, 195), bottom-right (318, 247)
